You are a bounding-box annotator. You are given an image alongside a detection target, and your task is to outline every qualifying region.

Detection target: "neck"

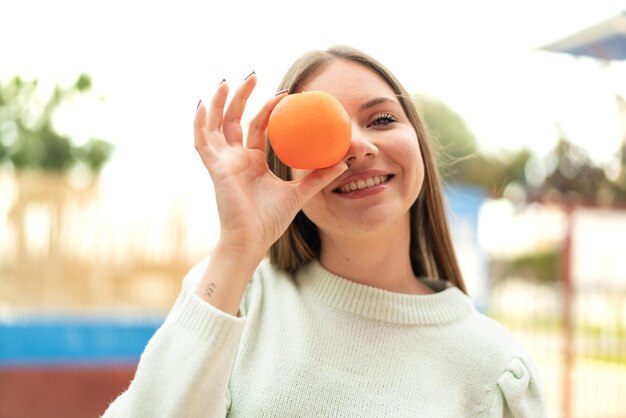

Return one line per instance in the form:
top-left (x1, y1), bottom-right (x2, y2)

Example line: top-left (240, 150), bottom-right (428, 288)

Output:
top-left (318, 220), bottom-right (432, 295)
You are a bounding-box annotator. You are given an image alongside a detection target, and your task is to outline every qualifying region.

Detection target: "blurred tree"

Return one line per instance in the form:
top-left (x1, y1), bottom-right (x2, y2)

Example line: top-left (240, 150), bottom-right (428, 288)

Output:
top-left (415, 95), bottom-right (477, 161)
top-left (0, 74), bottom-right (113, 173)
top-left (415, 95), bottom-right (531, 197)
top-left (616, 95), bottom-right (626, 190)
top-left (530, 135), bottom-right (620, 205)
top-left (0, 137), bottom-right (6, 163)
top-left (0, 74), bottom-right (114, 300)
top-left (415, 95), bottom-right (626, 289)
top-left (614, 140), bottom-right (626, 203)
top-left (76, 138), bottom-right (114, 174)
top-left (509, 249), bottom-right (560, 283)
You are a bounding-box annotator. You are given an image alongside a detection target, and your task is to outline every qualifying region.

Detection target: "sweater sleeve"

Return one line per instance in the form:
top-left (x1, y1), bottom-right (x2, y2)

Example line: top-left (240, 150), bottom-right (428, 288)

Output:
top-left (101, 261), bottom-right (247, 418)
top-left (486, 357), bottom-right (547, 418)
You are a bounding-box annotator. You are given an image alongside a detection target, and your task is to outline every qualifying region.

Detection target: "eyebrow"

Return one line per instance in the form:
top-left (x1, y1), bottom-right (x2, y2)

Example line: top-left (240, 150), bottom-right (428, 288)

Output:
top-left (359, 97), bottom-right (398, 111)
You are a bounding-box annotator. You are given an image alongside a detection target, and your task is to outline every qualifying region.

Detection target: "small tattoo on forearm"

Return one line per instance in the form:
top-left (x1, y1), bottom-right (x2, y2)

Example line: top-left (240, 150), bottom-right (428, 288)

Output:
top-left (203, 282), bottom-right (216, 298)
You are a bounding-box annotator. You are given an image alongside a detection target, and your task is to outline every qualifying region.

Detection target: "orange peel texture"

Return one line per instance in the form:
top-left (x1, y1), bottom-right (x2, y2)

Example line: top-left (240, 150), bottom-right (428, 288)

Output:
top-left (268, 91), bottom-right (351, 169)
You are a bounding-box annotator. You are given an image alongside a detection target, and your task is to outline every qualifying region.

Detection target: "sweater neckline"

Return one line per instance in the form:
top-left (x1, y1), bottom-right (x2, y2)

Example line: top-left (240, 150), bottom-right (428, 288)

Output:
top-left (297, 260), bottom-right (475, 326)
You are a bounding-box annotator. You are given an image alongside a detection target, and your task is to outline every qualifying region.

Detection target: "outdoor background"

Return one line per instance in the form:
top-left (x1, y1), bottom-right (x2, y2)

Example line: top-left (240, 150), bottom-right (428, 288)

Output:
top-left (1, 1), bottom-right (626, 417)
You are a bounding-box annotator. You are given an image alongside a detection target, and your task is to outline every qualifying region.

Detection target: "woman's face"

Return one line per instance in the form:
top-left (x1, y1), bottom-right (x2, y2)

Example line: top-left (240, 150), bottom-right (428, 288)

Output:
top-left (291, 59), bottom-right (424, 238)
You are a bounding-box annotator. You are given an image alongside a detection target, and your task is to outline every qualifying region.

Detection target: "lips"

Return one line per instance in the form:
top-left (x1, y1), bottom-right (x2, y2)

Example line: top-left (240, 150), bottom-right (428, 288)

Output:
top-left (333, 173), bottom-right (394, 194)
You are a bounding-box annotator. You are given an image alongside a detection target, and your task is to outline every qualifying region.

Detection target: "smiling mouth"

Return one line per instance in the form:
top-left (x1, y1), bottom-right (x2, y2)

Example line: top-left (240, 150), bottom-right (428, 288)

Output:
top-left (334, 175), bottom-right (393, 193)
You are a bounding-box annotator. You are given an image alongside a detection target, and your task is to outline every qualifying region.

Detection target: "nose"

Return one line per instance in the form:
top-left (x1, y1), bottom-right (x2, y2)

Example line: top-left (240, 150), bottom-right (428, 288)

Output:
top-left (343, 124), bottom-right (378, 167)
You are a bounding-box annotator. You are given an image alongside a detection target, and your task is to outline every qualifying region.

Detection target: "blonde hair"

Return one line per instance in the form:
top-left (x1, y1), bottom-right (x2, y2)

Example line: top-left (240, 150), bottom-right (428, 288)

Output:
top-left (266, 45), bottom-right (467, 293)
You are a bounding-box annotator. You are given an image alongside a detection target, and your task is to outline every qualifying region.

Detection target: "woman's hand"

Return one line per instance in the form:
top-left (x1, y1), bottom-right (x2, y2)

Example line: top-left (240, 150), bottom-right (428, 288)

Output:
top-left (194, 74), bottom-right (347, 258)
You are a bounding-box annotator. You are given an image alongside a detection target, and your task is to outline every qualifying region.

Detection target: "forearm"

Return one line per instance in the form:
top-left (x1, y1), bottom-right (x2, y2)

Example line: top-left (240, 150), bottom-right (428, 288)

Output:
top-left (102, 293), bottom-right (246, 417)
top-left (194, 241), bottom-right (265, 316)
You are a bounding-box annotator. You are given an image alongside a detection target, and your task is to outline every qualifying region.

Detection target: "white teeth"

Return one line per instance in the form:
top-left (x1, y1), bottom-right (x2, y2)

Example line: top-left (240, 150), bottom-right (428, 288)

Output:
top-left (338, 175), bottom-right (389, 193)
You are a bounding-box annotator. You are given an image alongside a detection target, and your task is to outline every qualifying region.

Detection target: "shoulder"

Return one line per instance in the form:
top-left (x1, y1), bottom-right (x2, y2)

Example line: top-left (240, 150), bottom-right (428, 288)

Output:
top-left (465, 311), bottom-right (528, 357)
top-left (458, 311), bottom-right (547, 417)
top-left (456, 310), bottom-right (536, 378)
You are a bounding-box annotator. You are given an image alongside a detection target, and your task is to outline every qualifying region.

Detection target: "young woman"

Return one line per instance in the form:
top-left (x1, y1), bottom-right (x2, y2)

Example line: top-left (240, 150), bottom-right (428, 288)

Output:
top-left (103, 46), bottom-right (546, 417)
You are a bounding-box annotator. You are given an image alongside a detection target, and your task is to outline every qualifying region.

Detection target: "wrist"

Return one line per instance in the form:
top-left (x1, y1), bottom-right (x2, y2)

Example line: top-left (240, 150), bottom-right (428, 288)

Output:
top-left (193, 241), bottom-right (265, 316)
top-left (212, 239), bottom-right (267, 266)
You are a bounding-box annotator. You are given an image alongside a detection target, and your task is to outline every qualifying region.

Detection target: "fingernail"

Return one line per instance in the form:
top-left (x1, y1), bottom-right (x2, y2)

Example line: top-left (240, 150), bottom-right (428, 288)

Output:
top-left (275, 89), bottom-right (289, 96)
top-left (219, 78), bottom-right (226, 85)
top-left (244, 71), bottom-right (256, 81)
top-left (196, 99), bottom-right (202, 110)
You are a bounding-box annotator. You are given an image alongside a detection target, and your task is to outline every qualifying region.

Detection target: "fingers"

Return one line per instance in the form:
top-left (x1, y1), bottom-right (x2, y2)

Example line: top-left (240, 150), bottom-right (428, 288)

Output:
top-left (194, 81), bottom-right (229, 152)
top-left (247, 89), bottom-right (289, 151)
top-left (222, 73), bottom-right (257, 146)
top-left (293, 162), bottom-right (349, 204)
top-left (207, 80), bottom-right (229, 131)
top-left (194, 73), bottom-right (276, 160)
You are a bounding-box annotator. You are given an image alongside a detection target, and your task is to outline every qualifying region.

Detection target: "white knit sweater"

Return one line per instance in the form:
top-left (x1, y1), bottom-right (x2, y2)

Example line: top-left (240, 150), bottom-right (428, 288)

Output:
top-left (103, 259), bottom-right (546, 417)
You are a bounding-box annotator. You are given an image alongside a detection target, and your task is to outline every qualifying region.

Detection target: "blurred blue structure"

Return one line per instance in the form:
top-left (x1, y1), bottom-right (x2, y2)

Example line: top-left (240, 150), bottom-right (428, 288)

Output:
top-left (445, 184), bottom-right (489, 313)
top-left (0, 316), bottom-right (161, 366)
top-left (542, 10), bottom-right (626, 60)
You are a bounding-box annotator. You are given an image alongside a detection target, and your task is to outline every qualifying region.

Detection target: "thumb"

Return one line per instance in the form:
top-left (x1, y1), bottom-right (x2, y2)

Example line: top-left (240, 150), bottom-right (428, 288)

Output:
top-left (294, 162), bottom-right (349, 204)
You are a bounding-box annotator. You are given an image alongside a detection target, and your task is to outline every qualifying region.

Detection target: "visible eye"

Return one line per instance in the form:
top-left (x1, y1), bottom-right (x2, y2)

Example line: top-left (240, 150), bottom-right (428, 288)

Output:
top-left (368, 113), bottom-right (398, 127)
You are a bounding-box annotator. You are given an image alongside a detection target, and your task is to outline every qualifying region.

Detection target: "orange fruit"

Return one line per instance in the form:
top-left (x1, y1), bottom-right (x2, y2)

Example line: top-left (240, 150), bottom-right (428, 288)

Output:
top-left (268, 90), bottom-right (351, 169)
